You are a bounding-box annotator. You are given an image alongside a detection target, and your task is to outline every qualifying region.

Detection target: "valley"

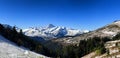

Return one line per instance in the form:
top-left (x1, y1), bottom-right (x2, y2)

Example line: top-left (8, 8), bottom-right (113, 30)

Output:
top-left (1, 21), bottom-right (120, 58)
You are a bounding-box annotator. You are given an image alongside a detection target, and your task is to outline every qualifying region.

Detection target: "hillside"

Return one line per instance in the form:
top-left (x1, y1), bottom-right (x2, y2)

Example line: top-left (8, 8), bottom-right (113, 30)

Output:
top-left (0, 23), bottom-right (52, 57)
top-left (51, 21), bottom-right (120, 45)
top-left (0, 35), bottom-right (48, 58)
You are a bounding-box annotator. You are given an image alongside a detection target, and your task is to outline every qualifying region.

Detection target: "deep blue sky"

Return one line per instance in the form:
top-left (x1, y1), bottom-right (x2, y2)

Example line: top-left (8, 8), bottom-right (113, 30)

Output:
top-left (0, 0), bottom-right (120, 30)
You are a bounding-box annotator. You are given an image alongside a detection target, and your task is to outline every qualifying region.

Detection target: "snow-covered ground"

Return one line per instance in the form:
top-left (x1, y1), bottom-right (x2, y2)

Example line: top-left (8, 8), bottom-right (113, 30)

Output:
top-left (0, 35), bottom-right (49, 58)
top-left (102, 31), bottom-right (116, 35)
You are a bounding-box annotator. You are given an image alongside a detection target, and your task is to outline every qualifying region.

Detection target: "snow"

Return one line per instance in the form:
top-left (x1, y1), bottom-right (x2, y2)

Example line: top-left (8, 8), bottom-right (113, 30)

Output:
top-left (2, 24), bottom-right (13, 29)
top-left (83, 30), bottom-right (89, 33)
top-left (116, 55), bottom-right (120, 57)
top-left (102, 31), bottom-right (116, 35)
top-left (0, 35), bottom-right (49, 58)
top-left (46, 24), bottom-right (55, 28)
top-left (113, 20), bottom-right (120, 26)
top-left (24, 50), bottom-right (29, 55)
top-left (66, 29), bottom-right (81, 36)
top-left (109, 48), bottom-right (119, 54)
top-left (23, 24), bottom-right (88, 39)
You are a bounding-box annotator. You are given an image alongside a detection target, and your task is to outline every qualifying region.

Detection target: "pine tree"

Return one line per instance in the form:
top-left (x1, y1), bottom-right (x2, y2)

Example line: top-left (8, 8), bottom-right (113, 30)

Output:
top-left (19, 29), bottom-right (23, 35)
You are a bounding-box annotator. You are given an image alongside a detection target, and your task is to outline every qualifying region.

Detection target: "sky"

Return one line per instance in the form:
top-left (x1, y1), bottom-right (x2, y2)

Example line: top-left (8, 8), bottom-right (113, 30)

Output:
top-left (0, 0), bottom-right (120, 30)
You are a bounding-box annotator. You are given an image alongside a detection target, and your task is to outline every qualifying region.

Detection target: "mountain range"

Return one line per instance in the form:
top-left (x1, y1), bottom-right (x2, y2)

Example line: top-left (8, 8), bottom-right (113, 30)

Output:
top-left (1, 20), bottom-right (120, 58)
top-left (23, 24), bottom-right (89, 39)
top-left (3, 20), bottom-right (120, 44)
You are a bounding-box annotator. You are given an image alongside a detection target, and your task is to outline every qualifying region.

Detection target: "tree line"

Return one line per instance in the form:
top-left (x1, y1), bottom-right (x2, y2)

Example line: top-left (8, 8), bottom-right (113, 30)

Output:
top-left (0, 24), bottom-right (49, 55)
top-left (46, 37), bottom-right (110, 58)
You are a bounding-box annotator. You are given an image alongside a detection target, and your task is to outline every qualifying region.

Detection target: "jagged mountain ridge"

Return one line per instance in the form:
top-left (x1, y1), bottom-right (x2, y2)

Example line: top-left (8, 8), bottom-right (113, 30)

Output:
top-left (23, 24), bottom-right (89, 39)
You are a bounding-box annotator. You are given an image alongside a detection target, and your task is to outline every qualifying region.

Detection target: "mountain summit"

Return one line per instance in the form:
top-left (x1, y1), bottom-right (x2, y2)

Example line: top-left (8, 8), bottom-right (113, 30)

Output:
top-left (46, 24), bottom-right (55, 28)
top-left (23, 24), bottom-right (89, 39)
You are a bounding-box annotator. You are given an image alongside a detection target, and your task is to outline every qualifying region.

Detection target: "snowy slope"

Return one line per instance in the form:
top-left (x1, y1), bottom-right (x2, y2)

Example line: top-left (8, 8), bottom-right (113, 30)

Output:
top-left (23, 24), bottom-right (89, 39)
top-left (0, 35), bottom-right (49, 58)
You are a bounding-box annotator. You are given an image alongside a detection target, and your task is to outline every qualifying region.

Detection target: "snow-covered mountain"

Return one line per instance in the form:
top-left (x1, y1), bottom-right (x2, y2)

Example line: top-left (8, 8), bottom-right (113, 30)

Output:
top-left (2, 24), bottom-right (13, 29)
top-left (0, 35), bottom-right (48, 58)
top-left (23, 24), bottom-right (89, 39)
top-left (2, 24), bottom-right (21, 32)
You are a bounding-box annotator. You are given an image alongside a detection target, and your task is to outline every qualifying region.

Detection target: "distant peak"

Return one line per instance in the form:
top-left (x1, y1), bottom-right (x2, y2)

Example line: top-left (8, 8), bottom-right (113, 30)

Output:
top-left (114, 20), bottom-right (120, 23)
top-left (112, 20), bottom-right (120, 25)
top-left (46, 24), bottom-right (55, 28)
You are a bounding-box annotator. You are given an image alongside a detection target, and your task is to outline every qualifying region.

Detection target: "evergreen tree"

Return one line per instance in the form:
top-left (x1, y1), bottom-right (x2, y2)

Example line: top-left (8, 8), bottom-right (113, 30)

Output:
top-left (19, 29), bottom-right (23, 35)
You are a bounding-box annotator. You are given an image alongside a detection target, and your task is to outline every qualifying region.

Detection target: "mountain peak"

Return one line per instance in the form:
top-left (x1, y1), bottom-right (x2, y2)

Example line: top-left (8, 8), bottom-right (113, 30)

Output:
top-left (46, 24), bottom-right (55, 28)
top-left (113, 20), bottom-right (120, 23)
top-left (112, 20), bottom-right (120, 26)
top-left (23, 24), bottom-right (87, 39)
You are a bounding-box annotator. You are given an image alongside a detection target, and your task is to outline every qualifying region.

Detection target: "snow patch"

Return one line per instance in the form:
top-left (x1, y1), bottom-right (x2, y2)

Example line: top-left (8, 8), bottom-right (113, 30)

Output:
top-left (102, 31), bottom-right (116, 35)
